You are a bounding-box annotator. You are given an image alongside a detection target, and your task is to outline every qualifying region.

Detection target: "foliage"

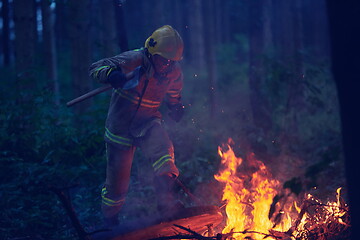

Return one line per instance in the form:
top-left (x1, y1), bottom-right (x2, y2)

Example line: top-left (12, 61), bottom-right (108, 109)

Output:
top-left (216, 34), bottom-right (249, 91)
top-left (0, 81), bottom-right (107, 239)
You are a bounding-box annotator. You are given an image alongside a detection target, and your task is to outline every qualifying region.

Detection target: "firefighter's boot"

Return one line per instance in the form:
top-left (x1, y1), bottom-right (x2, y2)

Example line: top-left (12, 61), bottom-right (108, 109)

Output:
top-left (154, 175), bottom-right (184, 218)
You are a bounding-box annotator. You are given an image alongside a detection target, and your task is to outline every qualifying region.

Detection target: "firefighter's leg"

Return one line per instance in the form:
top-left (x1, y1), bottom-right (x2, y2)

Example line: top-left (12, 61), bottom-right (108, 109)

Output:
top-left (101, 142), bottom-right (135, 227)
top-left (153, 174), bottom-right (185, 215)
top-left (139, 122), bottom-right (183, 215)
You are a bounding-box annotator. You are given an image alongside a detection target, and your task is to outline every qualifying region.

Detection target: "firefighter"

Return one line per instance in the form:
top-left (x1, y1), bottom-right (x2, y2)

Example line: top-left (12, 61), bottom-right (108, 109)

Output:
top-left (89, 25), bottom-right (185, 227)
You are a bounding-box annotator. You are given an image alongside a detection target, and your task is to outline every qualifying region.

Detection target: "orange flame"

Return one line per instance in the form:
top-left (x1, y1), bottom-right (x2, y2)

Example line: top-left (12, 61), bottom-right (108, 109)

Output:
top-left (214, 141), bottom-right (349, 239)
top-left (214, 143), bottom-right (288, 239)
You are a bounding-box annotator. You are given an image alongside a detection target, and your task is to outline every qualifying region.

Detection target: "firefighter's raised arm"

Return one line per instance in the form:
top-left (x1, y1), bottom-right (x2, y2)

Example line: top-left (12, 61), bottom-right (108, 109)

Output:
top-left (89, 51), bottom-right (142, 84)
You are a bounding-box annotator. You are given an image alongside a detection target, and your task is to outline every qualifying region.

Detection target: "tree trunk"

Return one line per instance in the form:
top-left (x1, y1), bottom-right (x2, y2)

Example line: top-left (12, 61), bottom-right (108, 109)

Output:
top-left (97, 0), bottom-right (118, 57)
top-left (172, 0), bottom-right (184, 30)
top-left (326, 1), bottom-right (360, 235)
top-left (314, 0), bottom-right (330, 59)
top-left (282, 0), bottom-right (305, 137)
top-left (279, 1), bottom-right (295, 61)
top-left (55, 0), bottom-right (69, 50)
top-left (263, 0), bottom-right (273, 50)
top-left (1, 0), bottom-right (11, 66)
top-left (13, 0), bottom-right (37, 99)
top-left (33, 0), bottom-right (39, 44)
top-left (204, 0), bottom-right (218, 119)
top-left (304, 0), bottom-right (330, 61)
top-left (287, 0), bottom-right (305, 109)
top-left (153, 0), bottom-right (165, 28)
top-left (172, 0), bottom-right (188, 59)
top-left (187, 0), bottom-right (205, 69)
top-left (41, 0), bottom-right (59, 106)
top-left (219, 0), bottom-right (231, 43)
top-left (213, 0), bottom-right (222, 44)
top-left (113, 0), bottom-right (129, 52)
top-left (270, 0), bottom-right (305, 139)
top-left (68, 0), bottom-right (93, 114)
top-left (248, 0), bottom-right (272, 133)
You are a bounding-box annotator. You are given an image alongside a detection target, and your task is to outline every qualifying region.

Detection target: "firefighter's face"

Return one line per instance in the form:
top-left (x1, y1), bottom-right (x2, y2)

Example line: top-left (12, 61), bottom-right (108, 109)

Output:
top-left (152, 54), bottom-right (175, 74)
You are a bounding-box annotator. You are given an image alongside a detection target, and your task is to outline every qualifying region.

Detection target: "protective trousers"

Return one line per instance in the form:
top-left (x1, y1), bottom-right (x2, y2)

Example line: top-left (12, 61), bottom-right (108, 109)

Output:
top-left (101, 123), bottom-right (179, 219)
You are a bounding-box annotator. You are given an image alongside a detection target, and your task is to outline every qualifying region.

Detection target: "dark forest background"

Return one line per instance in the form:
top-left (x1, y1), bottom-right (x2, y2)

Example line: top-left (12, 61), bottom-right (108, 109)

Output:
top-left (0, 0), bottom-right (352, 239)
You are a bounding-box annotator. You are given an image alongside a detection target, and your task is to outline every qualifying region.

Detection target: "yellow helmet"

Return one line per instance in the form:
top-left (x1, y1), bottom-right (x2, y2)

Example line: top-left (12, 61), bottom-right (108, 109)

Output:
top-left (145, 25), bottom-right (184, 61)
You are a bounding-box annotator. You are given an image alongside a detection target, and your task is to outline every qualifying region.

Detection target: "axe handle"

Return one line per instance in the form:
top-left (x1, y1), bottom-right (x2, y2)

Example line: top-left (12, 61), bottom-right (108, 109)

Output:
top-left (66, 85), bottom-right (111, 107)
top-left (175, 178), bottom-right (203, 206)
top-left (66, 71), bottom-right (135, 107)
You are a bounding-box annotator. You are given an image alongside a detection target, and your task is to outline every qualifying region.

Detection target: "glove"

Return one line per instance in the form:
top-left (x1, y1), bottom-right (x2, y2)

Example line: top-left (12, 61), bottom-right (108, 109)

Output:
top-left (168, 103), bottom-right (184, 122)
top-left (107, 69), bottom-right (127, 89)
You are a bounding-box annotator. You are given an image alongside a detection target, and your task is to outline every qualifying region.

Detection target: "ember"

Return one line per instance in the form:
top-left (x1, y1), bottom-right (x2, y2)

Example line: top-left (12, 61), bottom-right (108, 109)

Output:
top-left (214, 141), bottom-right (350, 240)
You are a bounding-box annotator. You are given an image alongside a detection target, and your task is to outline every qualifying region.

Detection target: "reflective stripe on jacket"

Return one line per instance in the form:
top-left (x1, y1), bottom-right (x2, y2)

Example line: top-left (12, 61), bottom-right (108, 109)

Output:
top-left (114, 88), bottom-right (161, 108)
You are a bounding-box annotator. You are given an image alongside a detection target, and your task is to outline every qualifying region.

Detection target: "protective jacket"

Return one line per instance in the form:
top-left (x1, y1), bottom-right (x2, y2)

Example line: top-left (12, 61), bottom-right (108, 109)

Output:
top-left (89, 48), bottom-right (183, 145)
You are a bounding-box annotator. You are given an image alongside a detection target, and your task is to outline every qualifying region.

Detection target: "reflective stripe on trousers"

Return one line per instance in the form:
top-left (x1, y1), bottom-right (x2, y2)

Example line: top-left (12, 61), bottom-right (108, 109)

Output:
top-left (101, 122), bottom-right (179, 218)
top-left (101, 187), bottom-right (125, 207)
top-left (152, 154), bottom-right (173, 173)
top-left (105, 127), bottom-right (133, 147)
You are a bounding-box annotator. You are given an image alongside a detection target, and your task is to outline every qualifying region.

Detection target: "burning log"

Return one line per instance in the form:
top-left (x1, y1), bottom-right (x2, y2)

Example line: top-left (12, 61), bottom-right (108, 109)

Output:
top-left (91, 205), bottom-right (223, 240)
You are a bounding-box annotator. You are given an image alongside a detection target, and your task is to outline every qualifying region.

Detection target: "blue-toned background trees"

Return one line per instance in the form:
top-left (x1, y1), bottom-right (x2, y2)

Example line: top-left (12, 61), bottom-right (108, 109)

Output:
top-left (0, 0), bottom-right (347, 239)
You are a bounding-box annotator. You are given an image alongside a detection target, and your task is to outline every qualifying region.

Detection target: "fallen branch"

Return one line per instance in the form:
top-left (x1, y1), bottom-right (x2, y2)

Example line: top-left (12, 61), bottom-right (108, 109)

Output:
top-left (174, 224), bottom-right (207, 237)
top-left (49, 186), bottom-right (92, 240)
top-left (149, 235), bottom-right (215, 240)
top-left (149, 224), bottom-right (218, 240)
top-left (149, 224), bottom-right (285, 240)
